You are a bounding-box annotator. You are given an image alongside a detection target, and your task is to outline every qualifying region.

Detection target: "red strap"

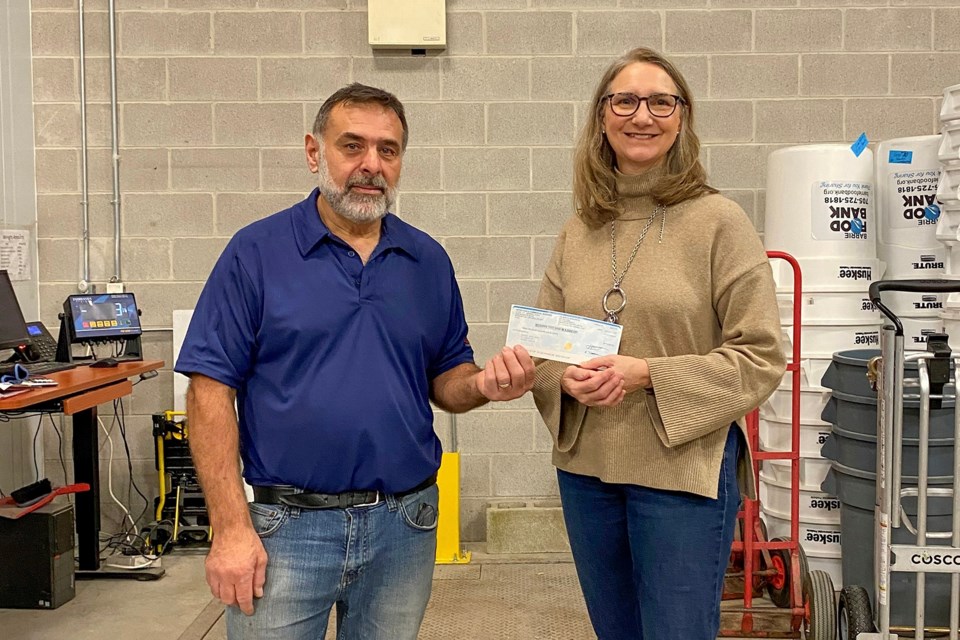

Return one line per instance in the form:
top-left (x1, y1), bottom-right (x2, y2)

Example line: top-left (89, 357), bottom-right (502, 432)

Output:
top-left (0, 483), bottom-right (90, 518)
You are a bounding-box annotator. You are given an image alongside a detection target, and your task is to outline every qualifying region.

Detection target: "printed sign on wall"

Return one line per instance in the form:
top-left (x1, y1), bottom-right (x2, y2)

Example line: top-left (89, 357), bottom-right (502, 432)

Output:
top-left (0, 229), bottom-right (30, 280)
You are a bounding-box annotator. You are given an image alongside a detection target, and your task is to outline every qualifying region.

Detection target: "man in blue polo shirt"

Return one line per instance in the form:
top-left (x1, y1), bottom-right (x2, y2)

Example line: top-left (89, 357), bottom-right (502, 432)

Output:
top-left (175, 83), bottom-right (535, 640)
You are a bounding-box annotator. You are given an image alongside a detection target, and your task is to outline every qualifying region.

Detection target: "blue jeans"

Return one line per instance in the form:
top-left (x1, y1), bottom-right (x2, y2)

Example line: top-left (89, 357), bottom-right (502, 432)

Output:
top-left (226, 483), bottom-right (439, 640)
top-left (558, 426), bottom-right (741, 640)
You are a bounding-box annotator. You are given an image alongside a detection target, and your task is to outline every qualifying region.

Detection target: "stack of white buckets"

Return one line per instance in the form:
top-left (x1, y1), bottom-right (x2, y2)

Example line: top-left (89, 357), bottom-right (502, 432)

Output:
top-left (761, 144), bottom-right (882, 587)
top-left (758, 85), bottom-right (960, 590)
top-left (876, 132), bottom-right (946, 341)
top-left (936, 84), bottom-right (960, 342)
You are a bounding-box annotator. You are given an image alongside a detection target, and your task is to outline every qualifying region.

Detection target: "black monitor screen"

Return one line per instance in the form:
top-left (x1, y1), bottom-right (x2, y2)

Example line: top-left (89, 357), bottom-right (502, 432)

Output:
top-left (66, 293), bottom-right (142, 342)
top-left (0, 270), bottom-right (30, 351)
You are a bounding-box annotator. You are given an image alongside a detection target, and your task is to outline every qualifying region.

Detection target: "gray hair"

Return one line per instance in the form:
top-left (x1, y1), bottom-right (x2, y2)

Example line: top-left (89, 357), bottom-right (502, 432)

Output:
top-left (312, 83), bottom-right (409, 150)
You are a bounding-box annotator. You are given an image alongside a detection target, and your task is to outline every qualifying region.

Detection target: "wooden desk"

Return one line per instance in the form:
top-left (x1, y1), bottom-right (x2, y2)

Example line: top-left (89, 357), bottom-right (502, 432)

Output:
top-left (0, 359), bottom-right (164, 578)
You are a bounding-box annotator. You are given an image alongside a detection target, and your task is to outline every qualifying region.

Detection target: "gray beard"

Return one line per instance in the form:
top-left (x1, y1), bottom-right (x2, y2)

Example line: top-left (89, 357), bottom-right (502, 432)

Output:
top-left (317, 151), bottom-right (398, 224)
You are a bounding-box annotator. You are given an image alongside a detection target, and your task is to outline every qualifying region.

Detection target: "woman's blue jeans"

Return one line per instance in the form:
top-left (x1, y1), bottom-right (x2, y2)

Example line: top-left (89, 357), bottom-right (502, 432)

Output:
top-left (558, 426), bottom-right (741, 640)
top-left (226, 483), bottom-right (439, 640)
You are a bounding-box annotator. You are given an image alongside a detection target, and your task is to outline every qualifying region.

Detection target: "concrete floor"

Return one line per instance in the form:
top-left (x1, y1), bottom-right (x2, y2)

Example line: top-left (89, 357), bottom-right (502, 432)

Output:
top-left (0, 548), bottom-right (597, 640)
top-left (0, 547), bottom-right (789, 640)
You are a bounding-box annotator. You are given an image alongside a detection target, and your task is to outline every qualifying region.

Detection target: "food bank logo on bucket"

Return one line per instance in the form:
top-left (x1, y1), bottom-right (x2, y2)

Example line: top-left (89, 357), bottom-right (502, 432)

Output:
top-left (812, 181), bottom-right (872, 241)
top-left (829, 209), bottom-right (867, 236)
top-left (891, 169), bottom-right (941, 230)
top-left (902, 196), bottom-right (940, 226)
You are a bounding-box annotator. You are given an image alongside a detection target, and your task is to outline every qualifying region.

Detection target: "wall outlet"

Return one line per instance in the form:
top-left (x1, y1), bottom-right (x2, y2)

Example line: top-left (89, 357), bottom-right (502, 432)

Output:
top-left (105, 282), bottom-right (125, 293)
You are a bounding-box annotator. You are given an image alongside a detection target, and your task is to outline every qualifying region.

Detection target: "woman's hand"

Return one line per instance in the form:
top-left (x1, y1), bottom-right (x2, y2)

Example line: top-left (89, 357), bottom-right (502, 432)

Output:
top-left (560, 365), bottom-right (625, 407)
top-left (578, 355), bottom-right (651, 394)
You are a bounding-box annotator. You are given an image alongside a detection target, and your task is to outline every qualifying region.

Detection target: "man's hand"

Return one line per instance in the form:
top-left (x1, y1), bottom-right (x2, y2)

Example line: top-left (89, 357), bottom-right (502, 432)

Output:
top-left (579, 354), bottom-right (651, 394)
top-left (560, 365), bottom-right (625, 407)
top-left (475, 345), bottom-right (536, 401)
top-left (205, 527), bottom-right (268, 616)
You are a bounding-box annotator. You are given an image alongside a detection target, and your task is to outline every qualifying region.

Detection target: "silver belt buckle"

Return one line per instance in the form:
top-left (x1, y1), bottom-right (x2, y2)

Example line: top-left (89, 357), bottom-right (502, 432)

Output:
top-left (355, 491), bottom-right (382, 508)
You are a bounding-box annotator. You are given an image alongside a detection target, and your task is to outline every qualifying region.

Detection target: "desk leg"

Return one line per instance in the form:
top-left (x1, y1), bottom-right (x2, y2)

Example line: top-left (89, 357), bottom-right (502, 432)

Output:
top-left (72, 407), bottom-right (101, 571)
top-left (72, 405), bottom-right (165, 581)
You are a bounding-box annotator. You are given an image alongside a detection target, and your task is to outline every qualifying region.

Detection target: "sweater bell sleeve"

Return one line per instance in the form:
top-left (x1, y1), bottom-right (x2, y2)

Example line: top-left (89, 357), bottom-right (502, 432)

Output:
top-left (531, 227), bottom-right (588, 452)
top-left (644, 245), bottom-right (786, 449)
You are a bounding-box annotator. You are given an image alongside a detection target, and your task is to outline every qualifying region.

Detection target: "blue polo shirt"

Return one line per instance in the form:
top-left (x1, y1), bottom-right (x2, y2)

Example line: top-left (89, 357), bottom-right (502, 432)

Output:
top-left (175, 189), bottom-right (475, 494)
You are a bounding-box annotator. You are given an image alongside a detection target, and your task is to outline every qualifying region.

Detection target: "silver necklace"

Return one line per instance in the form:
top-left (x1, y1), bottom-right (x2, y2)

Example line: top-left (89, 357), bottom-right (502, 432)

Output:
top-left (602, 204), bottom-right (666, 324)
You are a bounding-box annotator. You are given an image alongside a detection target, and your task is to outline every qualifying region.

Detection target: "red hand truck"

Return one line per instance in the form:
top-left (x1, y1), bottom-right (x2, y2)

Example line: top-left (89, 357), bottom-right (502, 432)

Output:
top-left (719, 250), bottom-right (837, 639)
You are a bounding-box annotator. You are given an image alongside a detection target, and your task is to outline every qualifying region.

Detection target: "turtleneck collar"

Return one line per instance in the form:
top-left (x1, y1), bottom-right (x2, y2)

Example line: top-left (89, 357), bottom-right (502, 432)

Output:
top-left (614, 164), bottom-right (664, 220)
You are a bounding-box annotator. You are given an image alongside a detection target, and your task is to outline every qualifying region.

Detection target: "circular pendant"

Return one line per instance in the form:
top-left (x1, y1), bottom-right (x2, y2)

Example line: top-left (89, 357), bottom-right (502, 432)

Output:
top-left (602, 286), bottom-right (626, 323)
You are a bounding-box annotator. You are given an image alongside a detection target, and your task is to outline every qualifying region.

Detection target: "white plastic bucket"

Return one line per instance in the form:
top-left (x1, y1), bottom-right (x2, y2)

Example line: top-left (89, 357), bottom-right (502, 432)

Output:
top-left (945, 294), bottom-right (960, 310)
top-left (761, 388), bottom-right (832, 424)
top-left (941, 309), bottom-right (960, 351)
top-left (759, 472), bottom-right (841, 525)
top-left (946, 245), bottom-right (960, 277)
top-left (934, 202), bottom-right (960, 244)
top-left (876, 136), bottom-right (942, 249)
top-left (878, 242), bottom-right (946, 279)
top-left (895, 316), bottom-right (944, 350)
top-left (808, 554), bottom-right (843, 587)
top-left (942, 83), bottom-right (960, 123)
top-left (763, 457), bottom-right (832, 493)
top-left (771, 256), bottom-right (882, 292)
top-left (878, 290), bottom-right (944, 318)
top-left (937, 161), bottom-right (960, 203)
top-left (758, 407), bottom-right (832, 455)
top-left (761, 509), bottom-right (842, 557)
top-left (781, 323), bottom-right (881, 358)
top-left (764, 145), bottom-right (875, 260)
top-left (777, 291), bottom-right (878, 325)
top-left (940, 121), bottom-right (960, 163)
top-left (780, 357), bottom-right (834, 390)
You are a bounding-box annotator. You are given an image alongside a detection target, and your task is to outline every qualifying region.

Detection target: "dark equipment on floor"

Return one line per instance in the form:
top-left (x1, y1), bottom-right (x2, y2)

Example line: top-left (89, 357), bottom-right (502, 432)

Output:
top-left (142, 411), bottom-right (211, 554)
top-left (0, 503), bottom-right (75, 609)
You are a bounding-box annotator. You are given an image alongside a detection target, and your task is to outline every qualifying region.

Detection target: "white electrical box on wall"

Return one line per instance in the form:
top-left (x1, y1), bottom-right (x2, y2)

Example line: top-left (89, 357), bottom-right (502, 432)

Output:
top-left (368, 0), bottom-right (446, 50)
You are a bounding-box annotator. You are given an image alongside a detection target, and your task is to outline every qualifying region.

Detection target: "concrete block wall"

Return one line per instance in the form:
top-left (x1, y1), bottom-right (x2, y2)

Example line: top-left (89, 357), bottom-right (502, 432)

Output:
top-left (30, 0), bottom-right (958, 541)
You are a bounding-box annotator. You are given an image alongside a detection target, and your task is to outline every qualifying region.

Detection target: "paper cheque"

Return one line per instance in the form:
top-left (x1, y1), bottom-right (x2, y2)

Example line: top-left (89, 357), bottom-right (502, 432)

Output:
top-left (505, 305), bottom-right (623, 365)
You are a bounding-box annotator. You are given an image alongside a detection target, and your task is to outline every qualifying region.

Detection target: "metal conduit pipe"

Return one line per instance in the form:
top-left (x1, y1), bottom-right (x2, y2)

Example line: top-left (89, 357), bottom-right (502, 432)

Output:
top-left (107, 0), bottom-right (122, 284)
top-left (77, 0), bottom-right (91, 293)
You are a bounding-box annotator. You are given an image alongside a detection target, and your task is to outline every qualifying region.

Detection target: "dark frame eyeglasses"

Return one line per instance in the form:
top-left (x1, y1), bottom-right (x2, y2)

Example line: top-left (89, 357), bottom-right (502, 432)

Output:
top-left (604, 92), bottom-right (684, 118)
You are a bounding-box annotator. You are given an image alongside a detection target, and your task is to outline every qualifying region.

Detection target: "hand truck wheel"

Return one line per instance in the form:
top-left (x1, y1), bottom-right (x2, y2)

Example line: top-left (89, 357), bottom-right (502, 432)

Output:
top-left (802, 569), bottom-right (836, 640)
top-left (837, 585), bottom-right (874, 640)
top-left (766, 535), bottom-right (808, 608)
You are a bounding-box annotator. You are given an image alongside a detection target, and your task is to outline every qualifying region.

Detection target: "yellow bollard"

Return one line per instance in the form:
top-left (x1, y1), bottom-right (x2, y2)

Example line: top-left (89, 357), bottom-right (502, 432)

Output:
top-left (435, 414), bottom-right (471, 564)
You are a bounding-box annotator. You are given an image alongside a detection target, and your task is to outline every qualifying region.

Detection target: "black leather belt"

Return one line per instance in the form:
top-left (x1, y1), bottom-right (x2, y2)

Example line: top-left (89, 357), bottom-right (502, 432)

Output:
top-left (252, 473), bottom-right (437, 510)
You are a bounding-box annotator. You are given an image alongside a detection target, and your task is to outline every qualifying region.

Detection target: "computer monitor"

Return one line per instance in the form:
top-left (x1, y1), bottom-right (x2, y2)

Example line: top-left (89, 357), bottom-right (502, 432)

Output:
top-left (63, 293), bottom-right (142, 343)
top-left (0, 270), bottom-right (31, 351)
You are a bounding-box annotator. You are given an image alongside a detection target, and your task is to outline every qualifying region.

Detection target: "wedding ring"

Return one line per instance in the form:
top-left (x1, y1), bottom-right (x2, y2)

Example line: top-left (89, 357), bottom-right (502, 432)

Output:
top-left (498, 382), bottom-right (511, 389)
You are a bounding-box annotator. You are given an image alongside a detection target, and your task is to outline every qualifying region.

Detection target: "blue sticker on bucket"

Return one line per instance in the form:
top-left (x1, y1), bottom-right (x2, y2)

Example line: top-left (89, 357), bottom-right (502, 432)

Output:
top-left (851, 133), bottom-right (869, 157)
top-left (889, 150), bottom-right (913, 164)
top-left (925, 202), bottom-right (941, 221)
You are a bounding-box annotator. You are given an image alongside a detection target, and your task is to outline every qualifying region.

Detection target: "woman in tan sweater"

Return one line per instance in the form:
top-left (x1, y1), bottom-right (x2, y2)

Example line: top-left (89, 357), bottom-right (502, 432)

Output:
top-left (532, 48), bottom-right (786, 640)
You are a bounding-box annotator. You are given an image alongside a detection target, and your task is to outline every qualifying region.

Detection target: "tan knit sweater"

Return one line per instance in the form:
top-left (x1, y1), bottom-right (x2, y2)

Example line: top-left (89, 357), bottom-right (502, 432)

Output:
top-left (533, 169), bottom-right (786, 499)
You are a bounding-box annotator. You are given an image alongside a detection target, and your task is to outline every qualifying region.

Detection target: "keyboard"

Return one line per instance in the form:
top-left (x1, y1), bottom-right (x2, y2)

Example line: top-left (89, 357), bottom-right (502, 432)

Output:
top-left (0, 361), bottom-right (77, 376)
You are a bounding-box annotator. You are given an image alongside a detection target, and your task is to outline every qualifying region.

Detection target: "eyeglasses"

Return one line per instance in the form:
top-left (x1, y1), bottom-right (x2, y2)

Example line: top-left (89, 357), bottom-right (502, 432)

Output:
top-left (604, 92), bottom-right (684, 118)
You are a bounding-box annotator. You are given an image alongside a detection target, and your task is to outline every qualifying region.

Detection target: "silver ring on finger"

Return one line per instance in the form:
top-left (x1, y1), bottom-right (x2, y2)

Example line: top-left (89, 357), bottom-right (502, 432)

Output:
top-left (498, 382), bottom-right (511, 389)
